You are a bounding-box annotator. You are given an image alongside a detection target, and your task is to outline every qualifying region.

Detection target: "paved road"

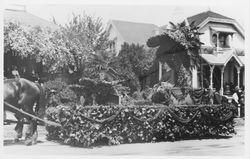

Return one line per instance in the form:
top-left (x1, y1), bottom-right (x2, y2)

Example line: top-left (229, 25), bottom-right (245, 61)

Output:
top-left (3, 118), bottom-right (244, 156)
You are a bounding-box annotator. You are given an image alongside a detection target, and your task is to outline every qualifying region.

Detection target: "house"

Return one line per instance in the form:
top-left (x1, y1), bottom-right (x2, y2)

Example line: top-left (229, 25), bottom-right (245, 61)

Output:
top-left (188, 11), bottom-right (244, 92)
top-left (146, 10), bottom-right (245, 95)
top-left (106, 20), bottom-right (159, 55)
top-left (4, 5), bottom-right (58, 29)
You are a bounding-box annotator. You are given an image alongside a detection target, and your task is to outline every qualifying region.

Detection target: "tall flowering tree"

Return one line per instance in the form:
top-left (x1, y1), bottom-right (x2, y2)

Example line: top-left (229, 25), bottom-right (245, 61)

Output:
top-left (61, 13), bottom-right (112, 79)
top-left (4, 22), bottom-right (74, 73)
top-left (4, 13), bottom-right (112, 81)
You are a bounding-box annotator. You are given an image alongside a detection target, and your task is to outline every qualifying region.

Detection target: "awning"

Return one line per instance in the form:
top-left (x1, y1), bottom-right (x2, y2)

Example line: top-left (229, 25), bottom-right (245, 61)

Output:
top-left (210, 27), bottom-right (236, 33)
top-left (201, 53), bottom-right (231, 65)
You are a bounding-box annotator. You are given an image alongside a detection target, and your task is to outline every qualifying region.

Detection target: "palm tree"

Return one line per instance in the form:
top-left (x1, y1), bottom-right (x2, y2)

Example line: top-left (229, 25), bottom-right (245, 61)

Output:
top-left (84, 50), bottom-right (119, 81)
top-left (167, 21), bottom-right (204, 71)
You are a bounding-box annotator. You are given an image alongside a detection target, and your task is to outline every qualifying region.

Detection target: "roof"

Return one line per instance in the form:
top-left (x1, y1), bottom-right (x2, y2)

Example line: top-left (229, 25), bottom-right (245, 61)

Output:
top-left (238, 56), bottom-right (244, 65)
top-left (200, 50), bottom-right (244, 66)
top-left (110, 20), bottom-right (158, 44)
top-left (4, 9), bottom-right (58, 30)
top-left (187, 11), bottom-right (234, 26)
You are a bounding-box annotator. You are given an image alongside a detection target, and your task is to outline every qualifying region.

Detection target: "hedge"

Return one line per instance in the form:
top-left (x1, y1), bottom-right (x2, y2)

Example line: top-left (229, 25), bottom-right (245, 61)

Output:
top-left (45, 103), bottom-right (236, 147)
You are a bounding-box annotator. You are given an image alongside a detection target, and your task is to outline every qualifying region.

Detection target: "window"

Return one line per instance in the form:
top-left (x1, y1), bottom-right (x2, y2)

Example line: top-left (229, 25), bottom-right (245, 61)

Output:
top-left (212, 34), bottom-right (217, 47)
top-left (210, 27), bottom-right (235, 49)
top-left (211, 33), bottom-right (231, 49)
top-left (219, 34), bottom-right (229, 48)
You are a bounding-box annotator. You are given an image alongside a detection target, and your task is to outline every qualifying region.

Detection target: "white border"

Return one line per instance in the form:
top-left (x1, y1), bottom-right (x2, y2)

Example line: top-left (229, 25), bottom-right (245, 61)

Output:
top-left (1, 0), bottom-right (249, 159)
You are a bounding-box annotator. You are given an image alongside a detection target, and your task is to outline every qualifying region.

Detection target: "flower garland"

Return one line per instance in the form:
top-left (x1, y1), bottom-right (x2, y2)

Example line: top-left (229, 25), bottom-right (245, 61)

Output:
top-left (46, 103), bottom-right (236, 147)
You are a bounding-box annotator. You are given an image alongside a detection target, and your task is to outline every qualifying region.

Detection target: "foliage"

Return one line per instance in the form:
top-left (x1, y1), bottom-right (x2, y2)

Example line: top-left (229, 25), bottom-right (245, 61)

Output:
top-left (46, 103), bottom-right (236, 147)
top-left (131, 91), bottom-right (144, 100)
top-left (83, 51), bottom-right (116, 80)
top-left (61, 13), bottom-right (112, 79)
top-left (70, 78), bottom-right (128, 105)
top-left (43, 79), bottom-right (77, 107)
top-left (176, 64), bottom-right (191, 87)
top-left (4, 22), bottom-right (74, 73)
top-left (151, 91), bottom-right (168, 104)
top-left (166, 21), bottom-right (204, 71)
top-left (146, 21), bottom-right (203, 88)
top-left (111, 43), bottom-right (156, 93)
top-left (4, 13), bottom-right (111, 80)
top-left (150, 84), bottom-right (214, 106)
top-left (201, 46), bottom-right (215, 54)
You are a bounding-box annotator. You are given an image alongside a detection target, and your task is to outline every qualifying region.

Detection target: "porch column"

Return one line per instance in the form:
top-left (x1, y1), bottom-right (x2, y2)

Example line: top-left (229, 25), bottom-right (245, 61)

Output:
top-left (216, 32), bottom-right (219, 52)
top-left (159, 61), bottom-right (162, 82)
top-left (237, 67), bottom-right (241, 87)
top-left (228, 35), bottom-right (232, 48)
top-left (220, 66), bottom-right (225, 95)
top-left (230, 34), bottom-right (234, 48)
top-left (210, 65), bottom-right (215, 89)
top-left (192, 67), bottom-right (198, 88)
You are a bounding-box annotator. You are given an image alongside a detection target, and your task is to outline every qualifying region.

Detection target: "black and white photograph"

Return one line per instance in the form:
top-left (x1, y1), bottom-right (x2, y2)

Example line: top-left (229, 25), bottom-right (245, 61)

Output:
top-left (1, 0), bottom-right (249, 158)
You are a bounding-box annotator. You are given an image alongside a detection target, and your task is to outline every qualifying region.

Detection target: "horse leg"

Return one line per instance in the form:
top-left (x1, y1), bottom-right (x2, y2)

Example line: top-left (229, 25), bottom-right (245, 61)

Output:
top-left (21, 100), bottom-right (38, 146)
top-left (13, 114), bottom-right (24, 142)
top-left (25, 118), bottom-right (38, 146)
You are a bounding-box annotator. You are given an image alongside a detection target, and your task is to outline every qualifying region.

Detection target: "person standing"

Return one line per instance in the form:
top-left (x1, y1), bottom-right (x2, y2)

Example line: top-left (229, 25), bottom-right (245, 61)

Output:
top-left (11, 66), bottom-right (20, 79)
top-left (236, 87), bottom-right (244, 117)
top-left (232, 86), bottom-right (244, 117)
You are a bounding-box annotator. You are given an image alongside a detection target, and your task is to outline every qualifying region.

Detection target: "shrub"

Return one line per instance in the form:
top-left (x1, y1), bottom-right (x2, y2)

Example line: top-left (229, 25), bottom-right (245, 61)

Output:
top-left (151, 91), bottom-right (167, 104)
top-left (71, 78), bottom-right (130, 105)
top-left (44, 79), bottom-right (77, 107)
top-left (132, 91), bottom-right (144, 100)
top-left (46, 103), bottom-right (236, 147)
top-left (133, 100), bottom-right (153, 106)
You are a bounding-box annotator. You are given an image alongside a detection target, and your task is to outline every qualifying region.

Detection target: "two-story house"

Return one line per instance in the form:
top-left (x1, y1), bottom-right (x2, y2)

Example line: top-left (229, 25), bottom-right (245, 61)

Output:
top-left (146, 10), bottom-right (245, 95)
top-left (190, 11), bottom-right (244, 95)
top-left (106, 20), bottom-right (159, 56)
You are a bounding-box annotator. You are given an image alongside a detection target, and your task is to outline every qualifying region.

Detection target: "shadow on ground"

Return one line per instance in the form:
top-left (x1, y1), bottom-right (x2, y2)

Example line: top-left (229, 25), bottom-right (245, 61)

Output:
top-left (4, 139), bottom-right (44, 146)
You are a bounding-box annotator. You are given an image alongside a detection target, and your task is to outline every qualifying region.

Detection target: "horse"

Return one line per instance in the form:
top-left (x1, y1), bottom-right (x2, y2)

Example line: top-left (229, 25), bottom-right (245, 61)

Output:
top-left (4, 78), bottom-right (49, 146)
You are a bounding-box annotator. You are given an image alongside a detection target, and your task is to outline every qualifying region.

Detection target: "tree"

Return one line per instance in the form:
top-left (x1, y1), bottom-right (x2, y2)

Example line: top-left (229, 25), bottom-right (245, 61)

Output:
top-left (61, 13), bottom-right (112, 80)
top-left (4, 13), bottom-right (112, 82)
top-left (84, 50), bottom-right (116, 80)
top-left (112, 43), bottom-right (156, 93)
top-left (167, 21), bottom-right (203, 71)
top-left (151, 21), bottom-right (203, 87)
top-left (4, 21), bottom-right (74, 73)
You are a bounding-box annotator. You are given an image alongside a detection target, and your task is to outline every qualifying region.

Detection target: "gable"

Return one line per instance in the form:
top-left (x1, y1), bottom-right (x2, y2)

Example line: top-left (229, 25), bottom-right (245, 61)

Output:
top-left (110, 20), bottom-right (158, 45)
top-left (4, 9), bottom-right (58, 30)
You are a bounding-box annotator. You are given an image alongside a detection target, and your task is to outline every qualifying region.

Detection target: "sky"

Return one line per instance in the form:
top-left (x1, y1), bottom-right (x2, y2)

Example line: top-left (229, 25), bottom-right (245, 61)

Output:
top-left (21, 4), bottom-right (245, 28)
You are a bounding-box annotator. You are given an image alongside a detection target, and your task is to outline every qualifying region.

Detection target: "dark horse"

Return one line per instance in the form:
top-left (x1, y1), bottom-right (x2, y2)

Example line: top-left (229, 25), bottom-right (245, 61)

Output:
top-left (4, 78), bottom-right (48, 146)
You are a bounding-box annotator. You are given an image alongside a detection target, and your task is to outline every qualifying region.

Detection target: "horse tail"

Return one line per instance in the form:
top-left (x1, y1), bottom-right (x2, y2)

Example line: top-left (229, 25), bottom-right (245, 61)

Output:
top-left (35, 83), bottom-right (46, 119)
